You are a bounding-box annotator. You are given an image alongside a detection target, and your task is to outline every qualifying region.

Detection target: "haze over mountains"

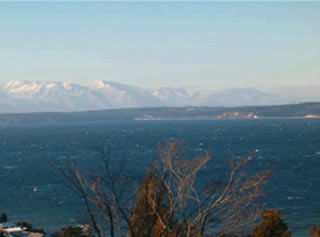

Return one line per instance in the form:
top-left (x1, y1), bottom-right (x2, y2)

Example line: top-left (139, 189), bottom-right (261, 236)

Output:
top-left (0, 80), bottom-right (319, 113)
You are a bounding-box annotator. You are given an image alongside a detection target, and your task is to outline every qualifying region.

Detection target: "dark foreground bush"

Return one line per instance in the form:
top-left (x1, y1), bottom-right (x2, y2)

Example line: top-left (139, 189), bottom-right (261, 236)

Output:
top-left (53, 226), bottom-right (88, 237)
top-left (16, 221), bottom-right (45, 234)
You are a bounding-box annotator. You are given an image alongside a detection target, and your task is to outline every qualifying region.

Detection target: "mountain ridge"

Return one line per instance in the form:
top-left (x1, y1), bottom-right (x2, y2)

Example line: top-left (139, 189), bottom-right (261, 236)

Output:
top-left (0, 80), bottom-right (319, 113)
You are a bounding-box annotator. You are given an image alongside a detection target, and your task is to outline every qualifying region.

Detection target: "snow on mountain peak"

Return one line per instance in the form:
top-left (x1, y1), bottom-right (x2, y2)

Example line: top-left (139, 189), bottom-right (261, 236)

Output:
top-left (63, 82), bottom-right (72, 89)
top-left (3, 80), bottom-right (29, 89)
top-left (46, 83), bottom-right (57, 89)
top-left (3, 81), bottom-right (44, 94)
top-left (85, 80), bottom-right (111, 89)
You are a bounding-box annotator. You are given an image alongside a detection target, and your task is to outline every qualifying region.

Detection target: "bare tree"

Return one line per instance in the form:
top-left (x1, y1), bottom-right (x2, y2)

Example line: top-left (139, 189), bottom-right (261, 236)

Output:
top-left (146, 141), bottom-right (271, 237)
top-left (50, 141), bottom-right (270, 237)
top-left (47, 151), bottom-right (139, 237)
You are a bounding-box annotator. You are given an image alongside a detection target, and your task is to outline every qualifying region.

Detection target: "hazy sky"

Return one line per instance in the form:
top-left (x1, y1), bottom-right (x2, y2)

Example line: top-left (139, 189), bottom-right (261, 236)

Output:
top-left (0, 1), bottom-right (319, 89)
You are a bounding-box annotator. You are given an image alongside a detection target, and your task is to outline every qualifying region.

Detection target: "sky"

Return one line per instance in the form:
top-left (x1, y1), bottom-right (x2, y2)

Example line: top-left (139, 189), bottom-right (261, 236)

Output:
top-left (0, 1), bottom-right (320, 90)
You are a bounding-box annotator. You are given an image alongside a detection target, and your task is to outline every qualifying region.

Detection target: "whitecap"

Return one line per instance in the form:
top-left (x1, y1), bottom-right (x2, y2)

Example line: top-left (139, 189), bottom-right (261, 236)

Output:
top-left (287, 196), bottom-right (303, 200)
top-left (4, 166), bottom-right (17, 169)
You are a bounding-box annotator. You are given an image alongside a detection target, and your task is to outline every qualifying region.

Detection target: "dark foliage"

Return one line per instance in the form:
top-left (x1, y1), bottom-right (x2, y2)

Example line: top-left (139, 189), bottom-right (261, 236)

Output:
top-left (309, 223), bottom-right (320, 237)
top-left (0, 214), bottom-right (7, 223)
top-left (129, 170), bottom-right (173, 237)
top-left (251, 209), bottom-right (291, 237)
top-left (53, 226), bottom-right (87, 237)
top-left (16, 221), bottom-right (45, 234)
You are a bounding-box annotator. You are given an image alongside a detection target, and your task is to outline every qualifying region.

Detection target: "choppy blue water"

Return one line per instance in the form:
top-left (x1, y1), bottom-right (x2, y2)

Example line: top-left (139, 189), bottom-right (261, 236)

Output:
top-left (0, 119), bottom-right (319, 236)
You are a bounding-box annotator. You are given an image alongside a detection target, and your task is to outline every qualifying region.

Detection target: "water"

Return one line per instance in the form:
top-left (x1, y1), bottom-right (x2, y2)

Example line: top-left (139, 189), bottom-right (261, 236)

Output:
top-left (0, 119), bottom-right (319, 236)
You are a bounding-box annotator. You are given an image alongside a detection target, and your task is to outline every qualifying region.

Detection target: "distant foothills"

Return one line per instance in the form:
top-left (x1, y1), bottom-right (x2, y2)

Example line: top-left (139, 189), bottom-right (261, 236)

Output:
top-left (1, 80), bottom-right (320, 113)
top-left (0, 102), bottom-right (320, 125)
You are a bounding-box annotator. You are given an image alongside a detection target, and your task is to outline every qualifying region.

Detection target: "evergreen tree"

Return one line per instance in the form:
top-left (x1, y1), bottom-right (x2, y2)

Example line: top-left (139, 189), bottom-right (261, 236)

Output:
top-left (251, 209), bottom-right (291, 237)
top-left (309, 223), bottom-right (320, 237)
top-left (130, 170), bottom-right (169, 237)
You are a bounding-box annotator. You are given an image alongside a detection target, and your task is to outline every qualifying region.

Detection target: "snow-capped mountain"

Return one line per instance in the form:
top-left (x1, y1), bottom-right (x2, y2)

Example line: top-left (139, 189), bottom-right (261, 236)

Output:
top-left (84, 81), bottom-right (164, 108)
top-left (151, 87), bottom-right (208, 106)
top-left (0, 80), bottom-right (164, 113)
top-left (0, 80), bottom-right (319, 113)
top-left (202, 88), bottom-right (284, 107)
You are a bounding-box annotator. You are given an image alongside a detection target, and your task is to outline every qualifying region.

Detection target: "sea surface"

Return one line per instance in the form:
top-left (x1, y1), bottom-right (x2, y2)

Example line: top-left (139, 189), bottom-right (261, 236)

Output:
top-left (0, 119), bottom-right (319, 236)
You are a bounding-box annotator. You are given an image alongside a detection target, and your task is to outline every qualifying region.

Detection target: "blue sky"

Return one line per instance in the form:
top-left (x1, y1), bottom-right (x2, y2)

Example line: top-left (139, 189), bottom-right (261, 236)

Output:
top-left (0, 1), bottom-right (319, 89)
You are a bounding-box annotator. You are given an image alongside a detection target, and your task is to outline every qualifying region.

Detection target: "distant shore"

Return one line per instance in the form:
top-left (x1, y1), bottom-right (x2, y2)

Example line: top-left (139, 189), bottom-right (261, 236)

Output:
top-left (0, 102), bottom-right (320, 125)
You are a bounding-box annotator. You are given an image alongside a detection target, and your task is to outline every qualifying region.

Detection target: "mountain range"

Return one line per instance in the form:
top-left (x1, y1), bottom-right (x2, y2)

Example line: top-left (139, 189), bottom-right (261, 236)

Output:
top-left (0, 80), bottom-right (319, 113)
